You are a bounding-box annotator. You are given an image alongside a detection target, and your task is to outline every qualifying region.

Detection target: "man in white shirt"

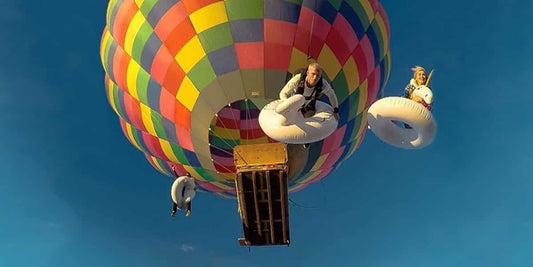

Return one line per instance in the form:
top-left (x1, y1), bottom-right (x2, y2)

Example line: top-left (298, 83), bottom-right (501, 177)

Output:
top-left (279, 63), bottom-right (339, 120)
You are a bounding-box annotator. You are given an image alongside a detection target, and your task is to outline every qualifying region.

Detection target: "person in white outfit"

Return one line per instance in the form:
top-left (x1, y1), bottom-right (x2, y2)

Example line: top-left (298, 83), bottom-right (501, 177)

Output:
top-left (170, 167), bottom-right (197, 217)
top-left (279, 63), bottom-right (339, 120)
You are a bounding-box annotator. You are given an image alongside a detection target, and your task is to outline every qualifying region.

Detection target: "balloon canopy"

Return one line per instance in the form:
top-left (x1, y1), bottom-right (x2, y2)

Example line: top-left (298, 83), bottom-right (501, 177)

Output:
top-left (100, 0), bottom-right (391, 198)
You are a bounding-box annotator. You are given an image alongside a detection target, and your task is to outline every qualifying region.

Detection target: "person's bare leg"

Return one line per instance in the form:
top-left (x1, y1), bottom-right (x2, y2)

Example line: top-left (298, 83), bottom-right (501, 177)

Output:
top-left (186, 201), bottom-right (191, 217)
top-left (171, 202), bottom-right (177, 217)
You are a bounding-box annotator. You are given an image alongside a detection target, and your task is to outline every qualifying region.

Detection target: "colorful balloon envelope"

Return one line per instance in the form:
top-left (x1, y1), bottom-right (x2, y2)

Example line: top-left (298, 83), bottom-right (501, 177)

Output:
top-left (100, 0), bottom-right (391, 198)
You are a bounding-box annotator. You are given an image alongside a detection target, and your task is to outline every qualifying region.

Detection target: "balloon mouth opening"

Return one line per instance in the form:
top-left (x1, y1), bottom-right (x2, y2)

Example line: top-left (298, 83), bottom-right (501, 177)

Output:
top-left (208, 99), bottom-right (273, 174)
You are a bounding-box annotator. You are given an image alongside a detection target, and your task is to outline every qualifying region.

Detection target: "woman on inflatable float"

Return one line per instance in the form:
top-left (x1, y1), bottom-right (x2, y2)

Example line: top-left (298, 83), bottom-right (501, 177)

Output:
top-left (367, 66), bottom-right (436, 149)
top-left (258, 63), bottom-right (339, 146)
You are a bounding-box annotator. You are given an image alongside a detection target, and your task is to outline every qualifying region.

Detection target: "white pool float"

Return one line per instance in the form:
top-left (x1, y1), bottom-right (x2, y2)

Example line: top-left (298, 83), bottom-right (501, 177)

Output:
top-left (259, 95), bottom-right (338, 144)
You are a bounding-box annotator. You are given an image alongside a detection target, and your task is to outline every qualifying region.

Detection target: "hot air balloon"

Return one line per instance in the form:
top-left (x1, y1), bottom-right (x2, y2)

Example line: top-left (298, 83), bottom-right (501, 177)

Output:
top-left (101, 0), bottom-right (391, 245)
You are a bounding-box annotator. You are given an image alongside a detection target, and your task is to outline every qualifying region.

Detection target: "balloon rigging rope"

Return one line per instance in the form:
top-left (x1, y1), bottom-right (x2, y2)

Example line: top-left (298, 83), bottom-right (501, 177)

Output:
top-left (206, 128), bottom-right (234, 155)
top-left (204, 135), bottom-right (237, 174)
top-left (305, 0), bottom-right (317, 60)
top-left (287, 180), bottom-right (328, 210)
top-left (213, 109), bottom-right (249, 165)
top-left (222, 101), bottom-right (241, 148)
top-left (207, 125), bottom-right (249, 168)
top-left (288, 198), bottom-right (317, 210)
top-left (213, 111), bottom-right (239, 148)
top-left (244, 99), bottom-right (251, 141)
top-left (214, 113), bottom-right (239, 148)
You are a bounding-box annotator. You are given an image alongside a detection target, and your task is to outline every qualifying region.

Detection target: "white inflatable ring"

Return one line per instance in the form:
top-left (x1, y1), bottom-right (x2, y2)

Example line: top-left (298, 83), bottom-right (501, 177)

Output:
top-left (259, 95), bottom-right (338, 144)
top-left (367, 97), bottom-right (436, 149)
top-left (171, 176), bottom-right (196, 209)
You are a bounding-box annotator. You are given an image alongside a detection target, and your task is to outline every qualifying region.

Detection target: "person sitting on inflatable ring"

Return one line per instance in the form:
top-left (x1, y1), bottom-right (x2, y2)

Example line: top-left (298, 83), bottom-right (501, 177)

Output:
top-left (403, 66), bottom-right (432, 111)
top-left (280, 63), bottom-right (340, 120)
top-left (170, 166), bottom-right (197, 217)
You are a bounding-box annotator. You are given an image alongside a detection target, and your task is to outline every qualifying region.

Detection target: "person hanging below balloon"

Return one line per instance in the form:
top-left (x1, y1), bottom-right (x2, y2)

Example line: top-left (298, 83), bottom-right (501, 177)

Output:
top-left (170, 166), bottom-right (197, 217)
top-left (403, 66), bottom-right (434, 111)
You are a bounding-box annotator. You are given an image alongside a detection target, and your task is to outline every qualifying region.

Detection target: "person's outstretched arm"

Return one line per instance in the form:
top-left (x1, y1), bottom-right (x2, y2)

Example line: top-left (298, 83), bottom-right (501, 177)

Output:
top-left (279, 74), bottom-right (301, 100)
top-left (321, 80), bottom-right (339, 120)
top-left (321, 80), bottom-right (339, 109)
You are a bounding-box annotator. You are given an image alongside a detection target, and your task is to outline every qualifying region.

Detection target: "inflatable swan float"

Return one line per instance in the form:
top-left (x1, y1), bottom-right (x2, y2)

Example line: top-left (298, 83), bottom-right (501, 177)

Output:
top-left (258, 95), bottom-right (338, 144)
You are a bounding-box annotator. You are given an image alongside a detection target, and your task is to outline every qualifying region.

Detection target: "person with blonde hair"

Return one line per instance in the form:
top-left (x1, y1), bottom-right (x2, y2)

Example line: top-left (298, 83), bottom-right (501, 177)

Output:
top-left (401, 66), bottom-right (433, 129)
top-left (403, 65), bottom-right (428, 99)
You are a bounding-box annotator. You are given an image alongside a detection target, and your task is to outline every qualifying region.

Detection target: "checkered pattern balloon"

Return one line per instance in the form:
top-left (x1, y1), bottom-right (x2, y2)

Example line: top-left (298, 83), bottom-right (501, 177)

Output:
top-left (101, 0), bottom-right (391, 198)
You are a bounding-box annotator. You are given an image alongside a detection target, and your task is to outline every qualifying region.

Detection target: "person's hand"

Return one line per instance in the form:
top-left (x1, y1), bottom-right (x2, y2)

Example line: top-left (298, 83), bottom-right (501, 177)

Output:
top-left (411, 95), bottom-right (425, 104)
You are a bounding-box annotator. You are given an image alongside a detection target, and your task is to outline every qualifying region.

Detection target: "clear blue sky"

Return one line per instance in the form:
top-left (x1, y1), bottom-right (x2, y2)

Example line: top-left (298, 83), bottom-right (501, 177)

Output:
top-left (1, 0), bottom-right (532, 266)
